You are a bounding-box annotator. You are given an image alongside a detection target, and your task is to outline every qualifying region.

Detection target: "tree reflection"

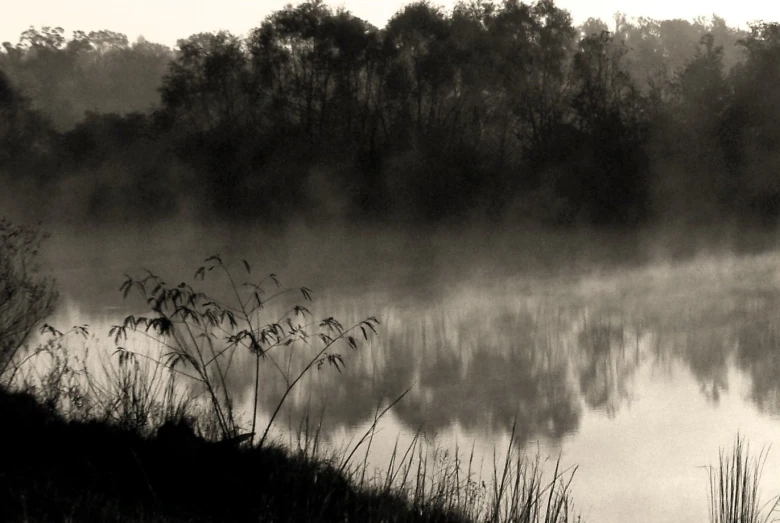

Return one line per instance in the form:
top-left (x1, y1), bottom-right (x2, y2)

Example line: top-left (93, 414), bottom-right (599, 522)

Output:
top-left (576, 319), bottom-right (639, 417)
top-left (176, 272), bottom-right (780, 445)
top-left (736, 319), bottom-right (780, 413)
top-left (239, 305), bottom-right (584, 445)
top-left (679, 330), bottom-right (730, 404)
top-left (376, 309), bottom-right (582, 444)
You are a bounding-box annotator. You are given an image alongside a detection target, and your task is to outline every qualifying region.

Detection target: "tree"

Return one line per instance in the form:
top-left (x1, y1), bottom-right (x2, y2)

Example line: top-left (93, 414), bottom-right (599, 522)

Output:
top-left (160, 31), bottom-right (250, 134)
top-left (382, 1), bottom-right (455, 142)
top-left (1, 27), bottom-right (172, 129)
top-left (674, 34), bottom-right (728, 133)
top-left (485, 0), bottom-right (577, 169)
top-left (722, 23), bottom-right (780, 224)
top-left (554, 30), bottom-right (650, 225)
top-left (0, 70), bottom-right (53, 168)
top-left (248, 2), bottom-right (381, 144)
top-left (651, 33), bottom-right (731, 223)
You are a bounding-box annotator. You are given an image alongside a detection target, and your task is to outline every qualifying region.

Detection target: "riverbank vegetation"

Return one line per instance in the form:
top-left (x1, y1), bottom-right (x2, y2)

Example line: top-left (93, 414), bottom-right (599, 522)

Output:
top-left (707, 436), bottom-right (780, 523)
top-left (0, 219), bottom-right (582, 522)
top-left (5, 0), bottom-right (780, 517)
top-left (2, 0), bottom-right (780, 240)
top-left (3, 226), bottom-right (780, 521)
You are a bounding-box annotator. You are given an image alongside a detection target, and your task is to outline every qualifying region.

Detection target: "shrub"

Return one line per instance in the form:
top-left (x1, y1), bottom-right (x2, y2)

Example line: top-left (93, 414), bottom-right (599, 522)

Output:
top-left (0, 218), bottom-right (57, 384)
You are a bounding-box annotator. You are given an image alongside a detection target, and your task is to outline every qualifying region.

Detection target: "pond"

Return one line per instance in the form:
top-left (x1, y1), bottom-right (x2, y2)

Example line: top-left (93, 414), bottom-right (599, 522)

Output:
top-left (40, 223), bottom-right (780, 522)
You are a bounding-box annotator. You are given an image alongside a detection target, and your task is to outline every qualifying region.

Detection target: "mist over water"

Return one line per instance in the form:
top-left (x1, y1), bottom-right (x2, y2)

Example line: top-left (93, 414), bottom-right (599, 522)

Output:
top-left (6, 2), bottom-right (780, 520)
top-left (32, 219), bottom-right (780, 523)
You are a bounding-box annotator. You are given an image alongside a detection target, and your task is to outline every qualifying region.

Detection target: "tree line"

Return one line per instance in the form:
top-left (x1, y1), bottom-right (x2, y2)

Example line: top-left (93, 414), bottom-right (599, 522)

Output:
top-left (1, 0), bottom-right (778, 230)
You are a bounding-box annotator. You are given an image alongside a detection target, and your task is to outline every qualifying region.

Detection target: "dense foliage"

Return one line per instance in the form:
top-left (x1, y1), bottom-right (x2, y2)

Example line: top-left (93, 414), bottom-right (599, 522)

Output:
top-left (1, 0), bottom-right (778, 229)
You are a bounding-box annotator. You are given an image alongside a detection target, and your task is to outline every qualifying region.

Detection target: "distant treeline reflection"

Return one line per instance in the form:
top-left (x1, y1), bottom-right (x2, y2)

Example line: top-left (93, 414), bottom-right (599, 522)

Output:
top-left (235, 268), bottom-right (780, 445)
top-left (1, 1), bottom-right (779, 230)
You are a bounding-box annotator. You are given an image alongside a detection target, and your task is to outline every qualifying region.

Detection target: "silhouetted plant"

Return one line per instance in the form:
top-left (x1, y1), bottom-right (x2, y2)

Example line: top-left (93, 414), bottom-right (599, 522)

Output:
top-left (111, 255), bottom-right (379, 445)
top-left (5, 322), bottom-right (191, 432)
top-left (0, 218), bottom-right (57, 385)
top-left (90, 338), bottom-right (191, 432)
top-left (488, 420), bottom-right (580, 523)
top-left (708, 435), bottom-right (780, 523)
top-left (4, 325), bottom-right (90, 417)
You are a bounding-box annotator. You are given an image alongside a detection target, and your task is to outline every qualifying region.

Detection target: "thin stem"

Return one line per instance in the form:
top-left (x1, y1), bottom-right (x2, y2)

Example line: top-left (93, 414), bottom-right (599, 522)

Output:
top-left (258, 322), bottom-right (368, 448)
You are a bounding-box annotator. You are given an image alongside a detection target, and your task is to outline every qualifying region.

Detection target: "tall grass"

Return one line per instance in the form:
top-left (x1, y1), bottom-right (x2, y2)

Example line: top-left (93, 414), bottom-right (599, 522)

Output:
top-left (0, 245), bottom-right (584, 522)
top-left (4, 323), bottom-right (194, 433)
top-left (3, 345), bottom-right (585, 522)
top-left (329, 410), bottom-right (581, 523)
top-left (110, 255), bottom-right (380, 444)
top-left (0, 218), bottom-right (57, 382)
top-left (708, 435), bottom-right (780, 523)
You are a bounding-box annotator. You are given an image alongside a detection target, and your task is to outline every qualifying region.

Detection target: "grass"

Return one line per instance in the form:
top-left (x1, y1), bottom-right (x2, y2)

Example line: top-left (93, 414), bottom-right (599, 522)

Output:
top-left (0, 251), bottom-right (583, 523)
top-left (708, 435), bottom-right (780, 523)
top-left (0, 385), bottom-right (447, 522)
top-left (0, 382), bottom-right (582, 523)
top-left (13, 244), bottom-right (780, 523)
top-left (8, 245), bottom-right (780, 522)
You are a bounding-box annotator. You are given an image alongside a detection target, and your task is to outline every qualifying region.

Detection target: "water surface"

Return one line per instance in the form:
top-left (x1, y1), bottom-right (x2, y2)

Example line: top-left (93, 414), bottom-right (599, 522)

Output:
top-left (41, 225), bottom-right (780, 522)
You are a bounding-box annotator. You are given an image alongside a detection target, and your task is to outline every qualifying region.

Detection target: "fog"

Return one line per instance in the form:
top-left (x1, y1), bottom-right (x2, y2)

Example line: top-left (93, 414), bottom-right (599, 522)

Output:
top-left (2, 4), bottom-right (776, 235)
top-left (6, 2), bottom-right (780, 522)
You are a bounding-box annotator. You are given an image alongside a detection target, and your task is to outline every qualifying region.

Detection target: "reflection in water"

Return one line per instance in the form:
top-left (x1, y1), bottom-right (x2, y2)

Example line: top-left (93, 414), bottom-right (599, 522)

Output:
top-left (384, 309), bottom-right (581, 442)
top-left (680, 330), bottom-right (731, 404)
top-left (44, 248), bottom-right (780, 523)
top-left (233, 252), bottom-right (780, 458)
top-left (576, 319), bottom-right (640, 417)
top-left (242, 303), bottom-right (583, 445)
top-left (50, 253), bottom-right (780, 446)
top-left (737, 319), bottom-right (780, 413)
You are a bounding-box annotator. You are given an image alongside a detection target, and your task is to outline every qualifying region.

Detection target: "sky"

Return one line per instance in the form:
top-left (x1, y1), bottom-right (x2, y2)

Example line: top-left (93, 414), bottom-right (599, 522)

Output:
top-left (2, 0), bottom-right (779, 48)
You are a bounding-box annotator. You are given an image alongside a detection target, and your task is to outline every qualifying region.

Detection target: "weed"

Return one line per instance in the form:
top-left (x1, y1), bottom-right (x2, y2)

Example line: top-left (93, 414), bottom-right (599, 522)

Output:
top-left (708, 434), bottom-right (780, 523)
top-left (111, 255), bottom-right (379, 445)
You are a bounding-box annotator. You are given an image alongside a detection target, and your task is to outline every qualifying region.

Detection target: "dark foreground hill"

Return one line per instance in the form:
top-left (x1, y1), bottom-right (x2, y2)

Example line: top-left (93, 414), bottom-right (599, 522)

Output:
top-left (0, 387), bottom-right (465, 523)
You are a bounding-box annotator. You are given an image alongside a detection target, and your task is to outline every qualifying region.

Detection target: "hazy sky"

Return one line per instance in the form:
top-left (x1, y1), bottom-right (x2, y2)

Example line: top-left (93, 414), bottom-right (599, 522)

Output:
top-left (2, 0), bottom-right (778, 48)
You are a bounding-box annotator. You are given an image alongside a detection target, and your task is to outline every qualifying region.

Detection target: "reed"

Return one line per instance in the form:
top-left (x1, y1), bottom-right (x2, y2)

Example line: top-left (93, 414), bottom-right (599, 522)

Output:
top-left (0, 243), bottom-right (583, 521)
top-left (708, 435), bottom-right (780, 523)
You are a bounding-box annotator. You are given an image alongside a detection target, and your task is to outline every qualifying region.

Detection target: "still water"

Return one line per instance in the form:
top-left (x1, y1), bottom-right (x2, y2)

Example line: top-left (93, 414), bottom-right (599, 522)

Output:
top-left (41, 225), bottom-right (780, 522)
